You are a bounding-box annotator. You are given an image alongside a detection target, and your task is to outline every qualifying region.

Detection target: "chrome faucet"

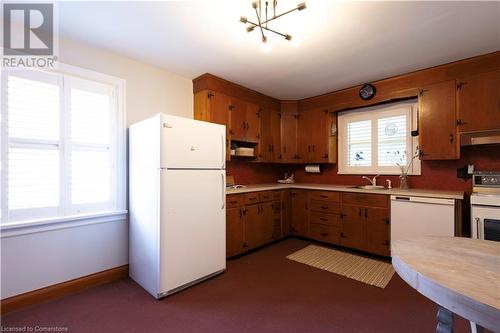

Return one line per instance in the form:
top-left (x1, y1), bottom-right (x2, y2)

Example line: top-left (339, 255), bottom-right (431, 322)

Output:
top-left (362, 174), bottom-right (380, 186)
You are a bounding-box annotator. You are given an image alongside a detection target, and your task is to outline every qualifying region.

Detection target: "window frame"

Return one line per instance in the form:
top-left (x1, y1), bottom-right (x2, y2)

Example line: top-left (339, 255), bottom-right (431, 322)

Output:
top-left (337, 100), bottom-right (421, 175)
top-left (0, 63), bottom-right (126, 226)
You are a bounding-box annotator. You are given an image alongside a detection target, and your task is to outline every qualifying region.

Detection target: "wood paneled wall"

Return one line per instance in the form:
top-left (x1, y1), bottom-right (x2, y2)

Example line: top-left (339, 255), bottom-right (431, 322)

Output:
top-left (297, 51), bottom-right (500, 112)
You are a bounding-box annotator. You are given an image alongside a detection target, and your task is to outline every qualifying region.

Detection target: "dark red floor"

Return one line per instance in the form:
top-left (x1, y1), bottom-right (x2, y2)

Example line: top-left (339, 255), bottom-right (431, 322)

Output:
top-left (1, 238), bottom-right (474, 333)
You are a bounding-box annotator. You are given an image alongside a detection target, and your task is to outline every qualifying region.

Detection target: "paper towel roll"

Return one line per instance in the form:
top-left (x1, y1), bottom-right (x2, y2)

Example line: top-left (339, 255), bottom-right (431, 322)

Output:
top-left (305, 165), bottom-right (321, 173)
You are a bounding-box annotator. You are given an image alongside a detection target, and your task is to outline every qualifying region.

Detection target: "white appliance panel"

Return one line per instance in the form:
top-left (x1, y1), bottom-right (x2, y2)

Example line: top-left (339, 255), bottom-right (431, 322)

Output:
top-left (160, 114), bottom-right (225, 169)
top-left (159, 169), bottom-right (226, 294)
top-left (390, 196), bottom-right (455, 253)
top-left (471, 205), bottom-right (500, 240)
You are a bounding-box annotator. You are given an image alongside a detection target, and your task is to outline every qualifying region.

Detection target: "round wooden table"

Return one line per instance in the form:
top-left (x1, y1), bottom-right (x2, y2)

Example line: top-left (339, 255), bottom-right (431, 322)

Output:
top-left (392, 236), bottom-right (500, 333)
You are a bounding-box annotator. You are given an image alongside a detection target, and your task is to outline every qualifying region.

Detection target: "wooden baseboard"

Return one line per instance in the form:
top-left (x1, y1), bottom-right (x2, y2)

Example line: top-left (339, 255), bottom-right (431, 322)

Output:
top-left (1, 265), bottom-right (129, 315)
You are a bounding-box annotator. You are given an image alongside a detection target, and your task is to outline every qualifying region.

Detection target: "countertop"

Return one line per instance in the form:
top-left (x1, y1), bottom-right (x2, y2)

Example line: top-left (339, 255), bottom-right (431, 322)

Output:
top-left (226, 183), bottom-right (464, 200)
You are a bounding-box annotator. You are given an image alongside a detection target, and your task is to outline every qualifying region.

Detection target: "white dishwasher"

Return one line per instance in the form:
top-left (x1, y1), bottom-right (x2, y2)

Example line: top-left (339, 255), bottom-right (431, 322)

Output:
top-left (390, 195), bottom-right (455, 252)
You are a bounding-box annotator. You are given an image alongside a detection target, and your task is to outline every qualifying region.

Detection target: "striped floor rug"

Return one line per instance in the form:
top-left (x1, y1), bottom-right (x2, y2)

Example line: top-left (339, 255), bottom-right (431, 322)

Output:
top-left (286, 245), bottom-right (395, 288)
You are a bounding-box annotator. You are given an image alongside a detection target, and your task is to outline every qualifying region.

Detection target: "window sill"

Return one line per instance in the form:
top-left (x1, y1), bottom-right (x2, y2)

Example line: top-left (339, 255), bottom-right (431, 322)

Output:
top-left (0, 210), bottom-right (128, 238)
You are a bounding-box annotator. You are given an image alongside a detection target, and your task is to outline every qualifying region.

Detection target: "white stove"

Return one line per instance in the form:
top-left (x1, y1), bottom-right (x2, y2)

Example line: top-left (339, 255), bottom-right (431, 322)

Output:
top-left (470, 172), bottom-right (500, 241)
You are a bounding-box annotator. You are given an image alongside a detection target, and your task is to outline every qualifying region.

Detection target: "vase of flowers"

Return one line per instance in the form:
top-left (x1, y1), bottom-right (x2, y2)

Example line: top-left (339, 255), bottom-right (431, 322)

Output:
top-left (395, 149), bottom-right (419, 190)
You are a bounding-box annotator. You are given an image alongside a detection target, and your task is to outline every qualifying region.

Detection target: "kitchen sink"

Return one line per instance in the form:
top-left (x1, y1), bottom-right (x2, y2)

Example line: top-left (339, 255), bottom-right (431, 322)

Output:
top-left (347, 185), bottom-right (387, 190)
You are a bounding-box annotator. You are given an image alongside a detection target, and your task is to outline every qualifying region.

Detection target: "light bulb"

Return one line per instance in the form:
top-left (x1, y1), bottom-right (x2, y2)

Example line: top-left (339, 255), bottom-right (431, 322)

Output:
top-left (291, 35), bottom-right (302, 47)
top-left (260, 40), bottom-right (272, 53)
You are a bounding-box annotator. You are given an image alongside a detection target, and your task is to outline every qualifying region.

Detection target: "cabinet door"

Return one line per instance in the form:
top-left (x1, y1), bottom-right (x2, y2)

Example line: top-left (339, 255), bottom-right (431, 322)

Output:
top-left (297, 110), bottom-right (314, 162)
top-left (261, 201), bottom-right (277, 244)
top-left (310, 108), bottom-right (330, 162)
top-left (340, 205), bottom-right (364, 250)
top-left (230, 97), bottom-right (247, 141)
top-left (258, 108), bottom-right (272, 161)
top-left (270, 109), bottom-right (282, 161)
top-left (281, 103), bottom-right (298, 162)
top-left (226, 207), bottom-right (244, 257)
top-left (364, 207), bottom-right (390, 256)
top-left (272, 200), bottom-right (282, 239)
top-left (457, 70), bottom-right (500, 132)
top-left (209, 91), bottom-right (231, 161)
top-left (418, 80), bottom-right (459, 160)
top-left (244, 205), bottom-right (261, 249)
top-left (291, 190), bottom-right (308, 236)
top-left (281, 190), bottom-right (292, 237)
top-left (246, 102), bottom-right (261, 143)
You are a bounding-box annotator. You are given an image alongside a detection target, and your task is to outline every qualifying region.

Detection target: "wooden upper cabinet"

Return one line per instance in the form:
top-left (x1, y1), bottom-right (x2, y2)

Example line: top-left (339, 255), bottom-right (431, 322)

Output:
top-left (229, 97), bottom-right (247, 141)
top-left (246, 102), bottom-right (261, 142)
top-left (258, 108), bottom-right (280, 162)
top-left (299, 108), bottom-right (331, 163)
top-left (297, 109), bottom-right (313, 162)
top-left (418, 80), bottom-right (459, 160)
top-left (457, 70), bottom-right (500, 133)
top-left (194, 90), bottom-right (231, 160)
top-left (270, 109), bottom-right (281, 161)
top-left (281, 102), bottom-right (299, 162)
top-left (258, 108), bottom-right (272, 161)
top-left (229, 98), bottom-right (260, 143)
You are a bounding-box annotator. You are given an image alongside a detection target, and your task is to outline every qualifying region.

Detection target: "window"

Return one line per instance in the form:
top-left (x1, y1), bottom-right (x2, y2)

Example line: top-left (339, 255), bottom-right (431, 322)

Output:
top-left (1, 67), bottom-right (125, 224)
top-left (338, 100), bottom-right (420, 175)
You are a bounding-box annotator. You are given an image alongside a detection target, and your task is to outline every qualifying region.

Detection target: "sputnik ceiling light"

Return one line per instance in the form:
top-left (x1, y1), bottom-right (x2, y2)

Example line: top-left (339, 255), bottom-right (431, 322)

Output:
top-left (240, 0), bottom-right (306, 50)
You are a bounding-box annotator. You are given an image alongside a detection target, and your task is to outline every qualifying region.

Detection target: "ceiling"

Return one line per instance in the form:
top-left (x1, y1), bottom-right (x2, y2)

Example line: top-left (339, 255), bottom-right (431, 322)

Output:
top-left (58, 1), bottom-right (500, 100)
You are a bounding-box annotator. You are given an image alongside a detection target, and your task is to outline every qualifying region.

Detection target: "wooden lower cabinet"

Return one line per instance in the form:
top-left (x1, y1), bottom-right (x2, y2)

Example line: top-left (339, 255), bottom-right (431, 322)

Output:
top-left (281, 190), bottom-right (292, 237)
top-left (291, 190), bottom-right (308, 236)
top-left (363, 207), bottom-right (390, 256)
top-left (340, 205), bottom-right (365, 250)
top-left (226, 207), bottom-right (245, 257)
top-left (226, 190), bottom-right (391, 258)
top-left (340, 194), bottom-right (390, 256)
top-left (226, 192), bottom-right (283, 258)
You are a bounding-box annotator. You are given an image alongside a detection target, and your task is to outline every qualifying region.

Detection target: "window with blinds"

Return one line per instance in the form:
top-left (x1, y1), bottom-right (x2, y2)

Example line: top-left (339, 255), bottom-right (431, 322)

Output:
top-left (338, 101), bottom-right (420, 175)
top-left (1, 70), bottom-right (119, 223)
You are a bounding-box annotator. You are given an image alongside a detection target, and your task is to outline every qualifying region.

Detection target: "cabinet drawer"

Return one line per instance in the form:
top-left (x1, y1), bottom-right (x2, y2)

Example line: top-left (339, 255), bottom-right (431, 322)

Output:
top-left (260, 191), bottom-right (281, 202)
top-left (309, 191), bottom-right (340, 202)
top-left (244, 192), bottom-right (260, 205)
top-left (309, 223), bottom-right (340, 244)
top-left (309, 200), bottom-right (341, 214)
top-left (226, 194), bottom-right (244, 208)
top-left (309, 212), bottom-right (340, 227)
top-left (342, 192), bottom-right (388, 208)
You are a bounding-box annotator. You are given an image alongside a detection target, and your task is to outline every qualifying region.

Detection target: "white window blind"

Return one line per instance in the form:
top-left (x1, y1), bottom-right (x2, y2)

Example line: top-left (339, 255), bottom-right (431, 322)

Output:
top-left (1, 69), bottom-right (122, 224)
top-left (347, 120), bottom-right (371, 166)
top-left (338, 101), bottom-right (420, 175)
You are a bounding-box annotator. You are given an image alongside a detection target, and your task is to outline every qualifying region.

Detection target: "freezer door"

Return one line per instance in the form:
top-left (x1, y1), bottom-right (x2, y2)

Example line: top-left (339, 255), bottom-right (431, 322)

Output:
top-left (159, 169), bottom-right (226, 294)
top-left (160, 114), bottom-right (225, 169)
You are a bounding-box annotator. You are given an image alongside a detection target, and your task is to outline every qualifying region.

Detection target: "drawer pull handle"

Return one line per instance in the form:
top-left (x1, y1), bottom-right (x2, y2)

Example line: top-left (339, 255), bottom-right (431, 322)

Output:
top-left (320, 195), bottom-right (328, 198)
top-left (321, 206), bottom-right (328, 210)
top-left (320, 218), bottom-right (328, 222)
top-left (229, 201), bottom-right (238, 204)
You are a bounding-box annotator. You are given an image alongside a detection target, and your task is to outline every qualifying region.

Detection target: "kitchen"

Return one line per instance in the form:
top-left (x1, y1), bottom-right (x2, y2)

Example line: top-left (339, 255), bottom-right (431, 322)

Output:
top-left (1, 1), bottom-right (499, 333)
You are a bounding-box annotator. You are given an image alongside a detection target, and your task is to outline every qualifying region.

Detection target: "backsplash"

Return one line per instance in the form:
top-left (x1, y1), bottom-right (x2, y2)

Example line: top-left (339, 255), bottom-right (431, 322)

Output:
top-left (227, 145), bottom-right (500, 194)
top-left (227, 160), bottom-right (283, 184)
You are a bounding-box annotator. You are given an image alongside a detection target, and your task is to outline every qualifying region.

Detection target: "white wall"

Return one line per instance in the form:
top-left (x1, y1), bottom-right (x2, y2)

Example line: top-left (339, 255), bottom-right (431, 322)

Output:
top-left (59, 37), bottom-right (193, 125)
top-left (1, 38), bottom-right (193, 299)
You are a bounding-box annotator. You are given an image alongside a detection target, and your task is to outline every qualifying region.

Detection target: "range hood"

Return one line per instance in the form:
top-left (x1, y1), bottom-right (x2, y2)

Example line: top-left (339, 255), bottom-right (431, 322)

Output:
top-left (461, 130), bottom-right (500, 146)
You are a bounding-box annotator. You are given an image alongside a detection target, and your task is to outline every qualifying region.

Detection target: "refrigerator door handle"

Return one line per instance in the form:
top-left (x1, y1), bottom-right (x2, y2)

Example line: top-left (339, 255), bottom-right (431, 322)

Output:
top-left (221, 134), bottom-right (225, 169)
top-left (221, 173), bottom-right (225, 210)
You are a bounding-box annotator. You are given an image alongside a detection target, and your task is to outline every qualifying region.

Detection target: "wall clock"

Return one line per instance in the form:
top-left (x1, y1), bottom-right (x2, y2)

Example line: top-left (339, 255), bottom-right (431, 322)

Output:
top-left (359, 83), bottom-right (376, 100)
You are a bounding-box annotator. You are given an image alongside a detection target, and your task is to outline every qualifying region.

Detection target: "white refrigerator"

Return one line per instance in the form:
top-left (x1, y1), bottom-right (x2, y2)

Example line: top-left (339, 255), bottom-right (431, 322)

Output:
top-left (129, 113), bottom-right (226, 299)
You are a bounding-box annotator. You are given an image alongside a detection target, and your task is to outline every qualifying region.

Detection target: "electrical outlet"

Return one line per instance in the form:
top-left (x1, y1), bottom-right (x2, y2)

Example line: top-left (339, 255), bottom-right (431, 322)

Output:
top-left (468, 164), bottom-right (474, 174)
